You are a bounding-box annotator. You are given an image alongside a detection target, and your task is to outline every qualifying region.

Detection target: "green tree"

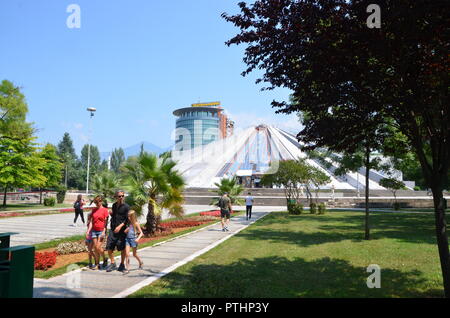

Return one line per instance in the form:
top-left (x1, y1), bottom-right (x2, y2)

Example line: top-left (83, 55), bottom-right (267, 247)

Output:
top-left (0, 80), bottom-right (33, 139)
top-left (309, 166), bottom-right (331, 204)
top-left (0, 136), bottom-right (46, 207)
top-left (57, 132), bottom-right (77, 188)
top-left (224, 0), bottom-right (449, 295)
top-left (261, 159), bottom-right (314, 207)
top-left (91, 171), bottom-right (122, 204)
top-left (123, 152), bottom-right (185, 236)
top-left (111, 148), bottom-right (125, 173)
top-left (0, 80), bottom-right (45, 206)
top-left (110, 148), bottom-right (125, 174)
top-left (98, 159), bottom-right (109, 173)
top-left (38, 143), bottom-right (63, 204)
top-left (210, 178), bottom-right (244, 207)
top-left (379, 178), bottom-right (406, 209)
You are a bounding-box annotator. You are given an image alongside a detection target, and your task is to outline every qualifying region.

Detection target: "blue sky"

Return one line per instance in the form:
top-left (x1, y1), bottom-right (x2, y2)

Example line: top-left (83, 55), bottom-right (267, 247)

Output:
top-left (0, 0), bottom-right (298, 155)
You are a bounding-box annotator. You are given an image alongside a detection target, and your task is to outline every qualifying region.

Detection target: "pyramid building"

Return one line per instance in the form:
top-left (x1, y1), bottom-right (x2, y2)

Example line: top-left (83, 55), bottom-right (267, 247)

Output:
top-left (172, 125), bottom-right (401, 190)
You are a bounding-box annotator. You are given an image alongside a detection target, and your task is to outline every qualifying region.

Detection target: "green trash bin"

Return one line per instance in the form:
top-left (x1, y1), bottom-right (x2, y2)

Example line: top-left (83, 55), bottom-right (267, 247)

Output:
top-left (0, 232), bottom-right (35, 298)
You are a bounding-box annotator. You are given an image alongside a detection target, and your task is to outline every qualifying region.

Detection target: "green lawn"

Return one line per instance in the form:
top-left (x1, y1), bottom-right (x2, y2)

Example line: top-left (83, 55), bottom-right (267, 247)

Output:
top-left (129, 210), bottom-right (446, 298)
top-left (0, 203), bottom-right (71, 212)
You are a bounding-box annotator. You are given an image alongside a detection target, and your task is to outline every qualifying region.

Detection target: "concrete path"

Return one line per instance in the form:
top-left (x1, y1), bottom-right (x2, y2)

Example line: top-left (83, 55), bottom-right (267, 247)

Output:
top-left (0, 205), bottom-right (286, 247)
top-left (33, 210), bottom-right (270, 298)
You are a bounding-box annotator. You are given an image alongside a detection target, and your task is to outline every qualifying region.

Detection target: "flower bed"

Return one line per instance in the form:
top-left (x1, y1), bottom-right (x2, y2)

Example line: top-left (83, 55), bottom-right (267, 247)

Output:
top-left (59, 207), bottom-right (95, 213)
top-left (199, 210), bottom-right (236, 217)
top-left (0, 212), bottom-right (25, 217)
top-left (159, 220), bottom-right (209, 229)
top-left (34, 251), bottom-right (57, 271)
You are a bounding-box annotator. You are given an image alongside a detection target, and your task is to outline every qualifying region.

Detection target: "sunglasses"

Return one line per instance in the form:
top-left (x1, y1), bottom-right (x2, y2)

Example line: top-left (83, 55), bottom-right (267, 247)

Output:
top-left (116, 195), bottom-right (124, 198)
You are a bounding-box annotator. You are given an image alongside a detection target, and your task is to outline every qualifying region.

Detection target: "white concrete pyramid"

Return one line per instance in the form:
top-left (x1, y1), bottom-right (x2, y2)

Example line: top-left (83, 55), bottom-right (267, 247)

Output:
top-left (172, 125), bottom-right (397, 189)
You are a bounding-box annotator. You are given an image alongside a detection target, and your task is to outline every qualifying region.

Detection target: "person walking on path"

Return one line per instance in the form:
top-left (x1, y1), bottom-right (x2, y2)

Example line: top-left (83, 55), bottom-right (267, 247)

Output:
top-left (245, 192), bottom-right (254, 220)
top-left (73, 194), bottom-right (85, 227)
top-left (105, 190), bottom-right (130, 272)
top-left (219, 192), bottom-right (232, 232)
top-left (123, 210), bottom-right (144, 275)
top-left (86, 195), bottom-right (109, 270)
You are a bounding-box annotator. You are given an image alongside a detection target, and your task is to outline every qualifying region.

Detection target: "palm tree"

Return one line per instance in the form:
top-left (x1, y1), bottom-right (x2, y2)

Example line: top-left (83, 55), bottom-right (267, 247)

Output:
top-left (91, 172), bottom-right (122, 204)
top-left (210, 177), bottom-right (245, 207)
top-left (123, 152), bottom-right (185, 236)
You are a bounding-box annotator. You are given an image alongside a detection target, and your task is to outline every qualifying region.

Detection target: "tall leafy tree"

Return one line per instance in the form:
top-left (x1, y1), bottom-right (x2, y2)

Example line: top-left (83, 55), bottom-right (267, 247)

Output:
top-left (99, 159), bottom-right (109, 173)
top-left (110, 147), bottom-right (125, 174)
top-left (0, 80), bottom-right (33, 139)
top-left (38, 143), bottom-right (63, 204)
top-left (57, 132), bottom-right (77, 188)
top-left (0, 80), bottom-right (45, 206)
top-left (0, 136), bottom-right (46, 206)
top-left (223, 0), bottom-right (449, 295)
top-left (260, 159), bottom-right (318, 207)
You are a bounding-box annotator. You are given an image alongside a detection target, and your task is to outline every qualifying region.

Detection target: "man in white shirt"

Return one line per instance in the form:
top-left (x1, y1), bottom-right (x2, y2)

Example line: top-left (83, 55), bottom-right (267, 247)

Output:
top-left (245, 192), bottom-right (254, 220)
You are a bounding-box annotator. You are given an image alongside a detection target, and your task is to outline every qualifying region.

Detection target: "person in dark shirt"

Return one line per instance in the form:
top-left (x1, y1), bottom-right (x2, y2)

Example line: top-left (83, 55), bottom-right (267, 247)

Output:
top-left (105, 190), bottom-right (130, 272)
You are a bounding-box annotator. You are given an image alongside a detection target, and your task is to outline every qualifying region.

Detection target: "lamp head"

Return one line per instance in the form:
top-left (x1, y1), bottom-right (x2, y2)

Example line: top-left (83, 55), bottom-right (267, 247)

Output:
top-left (87, 107), bottom-right (96, 112)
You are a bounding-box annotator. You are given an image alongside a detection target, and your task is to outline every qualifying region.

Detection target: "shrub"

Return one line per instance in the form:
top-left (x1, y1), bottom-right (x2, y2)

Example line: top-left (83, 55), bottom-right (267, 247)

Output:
top-left (56, 189), bottom-right (66, 204)
top-left (393, 202), bottom-right (401, 211)
top-left (310, 203), bottom-right (317, 214)
top-left (288, 202), bottom-right (303, 215)
top-left (44, 197), bottom-right (56, 206)
top-left (34, 251), bottom-right (57, 271)
top-left (413, 186), bottom-right (421, 191)
top-left (56, 241), bottom-right (88, 255)
top-left (318, 203), bottom-right (326, 214)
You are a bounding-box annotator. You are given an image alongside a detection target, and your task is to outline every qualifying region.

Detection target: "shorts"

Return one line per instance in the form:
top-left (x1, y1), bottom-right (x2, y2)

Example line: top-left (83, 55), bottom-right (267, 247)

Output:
top-left (220, 210), bottom-right (230, 219)
top-left (106, 229), bottom-right (126, 251)
top-left (125, 237), bottom-right (138, 248)
top-left (85, 231), bottom-right (92, 244)
top-left (91, 230), bottom-right (104, 239)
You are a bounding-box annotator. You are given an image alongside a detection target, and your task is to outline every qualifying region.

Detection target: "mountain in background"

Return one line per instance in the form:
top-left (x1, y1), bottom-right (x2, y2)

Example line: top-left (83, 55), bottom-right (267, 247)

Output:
top-left (100, 141), bottom-right (172, 161)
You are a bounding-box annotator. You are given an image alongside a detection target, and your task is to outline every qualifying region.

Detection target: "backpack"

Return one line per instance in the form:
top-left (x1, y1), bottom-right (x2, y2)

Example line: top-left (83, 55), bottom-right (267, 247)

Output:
top-left (218, 197), bottom-right (228, 210)
top-left (73, 201), bottom-right (80, 209)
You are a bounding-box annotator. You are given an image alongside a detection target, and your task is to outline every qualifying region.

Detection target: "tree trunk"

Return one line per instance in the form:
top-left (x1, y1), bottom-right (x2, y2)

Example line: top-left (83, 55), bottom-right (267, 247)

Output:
top-left (2, 186), bottom-right (7, 207)
top-left (145, 196), bottom-right (157, 236)
top-left (364, 147), bottom-right (370, 240)
top-left (39, 187), bottom-right (42, 205)
top-left (431, 185), bottom-right (450, 297)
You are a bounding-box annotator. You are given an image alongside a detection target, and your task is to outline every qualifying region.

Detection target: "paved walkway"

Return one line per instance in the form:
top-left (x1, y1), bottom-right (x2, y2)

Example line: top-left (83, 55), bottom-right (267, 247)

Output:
top-left (0, 205), bottom-right (285, 247)
top-left (33, 210), bottom-right (270, 298)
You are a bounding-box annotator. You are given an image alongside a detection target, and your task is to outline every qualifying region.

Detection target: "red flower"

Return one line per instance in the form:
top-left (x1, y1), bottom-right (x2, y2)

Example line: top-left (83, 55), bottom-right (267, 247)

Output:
top-left (34, 251), bottom-right (57, 271)
top-left (159, 219), bottom-right (212, 229)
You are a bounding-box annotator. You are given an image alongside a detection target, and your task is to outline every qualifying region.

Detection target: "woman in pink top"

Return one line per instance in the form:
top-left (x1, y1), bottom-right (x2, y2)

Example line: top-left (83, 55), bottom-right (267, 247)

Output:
top-left (86, 195), bottom-right (109, 270)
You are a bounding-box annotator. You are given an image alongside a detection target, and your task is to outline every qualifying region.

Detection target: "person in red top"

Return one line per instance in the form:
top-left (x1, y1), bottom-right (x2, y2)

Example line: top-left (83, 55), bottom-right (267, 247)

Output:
top-left (86, 195), bottom-right (109, 270)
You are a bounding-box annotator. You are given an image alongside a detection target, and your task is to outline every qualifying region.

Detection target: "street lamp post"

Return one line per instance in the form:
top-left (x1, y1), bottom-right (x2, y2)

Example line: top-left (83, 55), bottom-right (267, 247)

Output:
top-left (86, 107), bottom-right (96, 194)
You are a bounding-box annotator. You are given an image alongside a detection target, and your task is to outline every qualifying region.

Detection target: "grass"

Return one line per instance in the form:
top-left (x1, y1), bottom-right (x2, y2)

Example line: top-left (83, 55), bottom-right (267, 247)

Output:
top-left (34, 211), bottom-right (245, 279)
top-left (0, 203), bottom-right (71, 212)
top-left (129, 210), bottom-right (446, 298)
